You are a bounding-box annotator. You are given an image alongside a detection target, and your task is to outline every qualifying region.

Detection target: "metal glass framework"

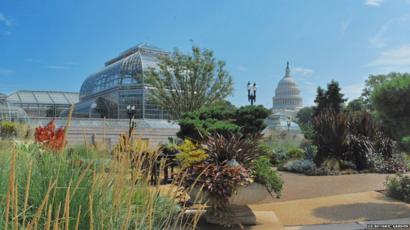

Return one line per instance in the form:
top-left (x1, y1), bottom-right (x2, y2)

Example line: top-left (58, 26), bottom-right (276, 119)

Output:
top-left (71, 43), bottom-right (171, 120)
top-left (0, 94), bottom-right (30, 122)
top-left (7, 91), bottom-right (79, 118)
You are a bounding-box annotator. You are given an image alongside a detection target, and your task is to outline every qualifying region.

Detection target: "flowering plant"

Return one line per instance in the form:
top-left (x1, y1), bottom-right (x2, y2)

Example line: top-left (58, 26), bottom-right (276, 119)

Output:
top-left (34, 120), bottom-right (66, 151)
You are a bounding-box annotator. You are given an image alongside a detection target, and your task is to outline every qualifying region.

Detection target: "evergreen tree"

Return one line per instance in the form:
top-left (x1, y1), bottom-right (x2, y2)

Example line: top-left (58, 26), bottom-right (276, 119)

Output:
top-left (314, 81), bottom-right (347, 116)
top-left (325, 80), bottom-right (347, 113)
top-left (313, 87), bottom-right (326, 116)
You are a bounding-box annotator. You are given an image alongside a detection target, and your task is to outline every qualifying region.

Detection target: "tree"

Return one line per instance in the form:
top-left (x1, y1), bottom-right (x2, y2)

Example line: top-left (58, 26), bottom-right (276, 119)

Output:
top-left (296, 106), bottom-right (315, 125)
top-left (313, 80), bottom-right (347, 116)
top-left (313, 87), bottom-right (326, 116)
top-left (346, 98), bottom-right (366, 113)
top-left (145, 46), bottom-right (234, 119)
top-left (371, 74), bottom-right (410, 151)
top-left (177, 104), bottom-right (270, 141)
top-left (325, 80), bottom-right (347, 113)
top-left (235, 105), bottom-right (270, 137)
top-left (177, 105), bottom-right (240, 141)
top-left (361, 73), bottom-right (401, 110)
top-left (296, 106), bottom-right (315, 140)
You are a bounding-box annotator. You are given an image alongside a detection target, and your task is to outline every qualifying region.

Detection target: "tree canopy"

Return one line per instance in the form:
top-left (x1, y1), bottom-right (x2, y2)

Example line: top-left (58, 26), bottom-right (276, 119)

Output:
top-left (145, 46), bottom-right (234, 119)
top-left (177, 105), bottom-right (270, 141)
top-left (361, 73), bottom-right (401, 111)
top-left (371, 74), bottom-right (410, 151)
top-left (314, 80), bottom-right (347, 116)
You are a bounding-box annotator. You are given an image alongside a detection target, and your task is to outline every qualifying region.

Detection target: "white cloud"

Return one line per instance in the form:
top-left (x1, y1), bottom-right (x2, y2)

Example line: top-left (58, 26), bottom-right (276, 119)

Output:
top-left (365, 0), bottom-right (384, 7)
top-left (0, 13), bottom-right (13, 27)
top-left (43, 65), bottom-right (71, 70)
top-left (43, 61), bottom-right (78, 70)
top-left (0, 68), bottom-right (14, 76)
top-left (370, 20), bottom-right (391, 48)
top-left (369, 15), bottom-right (409, 48)
top-left (340, 18), bottom-right (352, 35)
top-left (25, 58), bottom-right (42, 63)
top-left (369, 44), bottom-right (410, 68)
top-left (292, 67), bottom-right (314, 75)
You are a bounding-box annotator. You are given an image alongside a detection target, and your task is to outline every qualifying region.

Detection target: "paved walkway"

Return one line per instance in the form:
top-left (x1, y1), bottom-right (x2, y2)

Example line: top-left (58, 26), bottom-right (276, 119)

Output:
top-left (249, 172), bottom-right (410, 227)
top-left (260, 171), bottom-right (392, 202)
top-left (251, 191), bottom-right (410, 226)
top-left (285, 217), bottom-right (410, 230)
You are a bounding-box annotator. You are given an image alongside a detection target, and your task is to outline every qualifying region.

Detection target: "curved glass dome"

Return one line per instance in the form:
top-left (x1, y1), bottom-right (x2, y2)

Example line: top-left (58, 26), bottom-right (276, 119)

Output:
top-left (263, 111), bottom-right (301, 137)
top-left (70, 43), bottom-right (171, 120)
top-left (79, 43), bottom-right (168, 100)
top-left (272, 62), bottom-right (303, 110)
top-left (0, 103), bottom-right (30, 123)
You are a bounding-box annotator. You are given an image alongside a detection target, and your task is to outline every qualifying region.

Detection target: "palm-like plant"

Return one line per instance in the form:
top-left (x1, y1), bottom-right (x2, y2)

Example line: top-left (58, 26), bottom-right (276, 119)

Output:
top-left (204, 133), bottom-right (263, 166)
top-left (313, 110), bottom-right (349, 165)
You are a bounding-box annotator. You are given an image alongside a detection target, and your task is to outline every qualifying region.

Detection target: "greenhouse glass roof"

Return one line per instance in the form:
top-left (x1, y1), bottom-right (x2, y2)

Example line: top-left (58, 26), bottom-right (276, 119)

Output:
top-left (7, 91), bottom-right (79, 105)
top-left (0, 104), bottom-right (30, 122)
top-left (79, 43), bottom-right (169, 100)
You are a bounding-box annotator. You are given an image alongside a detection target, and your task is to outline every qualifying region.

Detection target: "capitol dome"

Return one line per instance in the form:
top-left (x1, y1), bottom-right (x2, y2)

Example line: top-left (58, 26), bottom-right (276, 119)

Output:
top-left (272, 62), bottom-right (303, 111)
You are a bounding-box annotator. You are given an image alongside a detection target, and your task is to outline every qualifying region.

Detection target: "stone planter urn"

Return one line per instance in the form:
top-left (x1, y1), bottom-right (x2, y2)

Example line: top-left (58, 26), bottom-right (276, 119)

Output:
top-left (189, 183), bottom-right (270, 225)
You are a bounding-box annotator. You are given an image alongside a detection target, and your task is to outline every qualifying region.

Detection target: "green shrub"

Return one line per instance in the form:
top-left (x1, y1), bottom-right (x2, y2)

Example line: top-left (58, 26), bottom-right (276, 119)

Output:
top-left (0, 121), bottom-right (17, 139)
top-left (176, 139), bottom-right (208, 168)
top-left (281, 159), bottom-right (316, 174)
top-left (313, 110), bottom-right (349, 165)
top-left (287, 147), bottom-right (304, 159)
top-left (385, 174), bottom-right (410, 203)
top-left (177, 105), bottom-right (270, 141)
top-left (375, 153), bottom-right (408, 173)
top-left (251, 156), bottom-right (283, 198)
top-left (235, 105), bottom-right (270, 137)
top-left (301, 143), bottom-right (317, 160)
top-left (402, 136), bottom-right (410, 154)
top-left (372, 74), bottom-right (410, 152)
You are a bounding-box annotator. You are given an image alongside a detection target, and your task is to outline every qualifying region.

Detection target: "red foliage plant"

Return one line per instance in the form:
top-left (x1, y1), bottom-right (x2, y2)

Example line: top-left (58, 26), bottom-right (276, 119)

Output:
top-left (34, 119), bottom-right (66, 151)
top-left (180, 161), bottom-right (251, 202)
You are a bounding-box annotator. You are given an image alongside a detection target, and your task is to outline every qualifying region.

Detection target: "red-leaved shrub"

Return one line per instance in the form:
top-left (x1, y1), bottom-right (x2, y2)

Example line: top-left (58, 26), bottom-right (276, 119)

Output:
top-left (34, 120), bottom-right (66, 151)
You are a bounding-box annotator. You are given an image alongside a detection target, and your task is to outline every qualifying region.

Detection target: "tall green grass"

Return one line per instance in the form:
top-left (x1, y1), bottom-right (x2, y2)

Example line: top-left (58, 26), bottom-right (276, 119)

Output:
top-left (0, 141), bottom-right (201, 229)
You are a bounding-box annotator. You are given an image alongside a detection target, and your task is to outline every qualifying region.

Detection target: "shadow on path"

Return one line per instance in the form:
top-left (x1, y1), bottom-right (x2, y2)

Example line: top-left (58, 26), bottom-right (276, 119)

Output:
top-left (313, 202), bottom-right (410, 221)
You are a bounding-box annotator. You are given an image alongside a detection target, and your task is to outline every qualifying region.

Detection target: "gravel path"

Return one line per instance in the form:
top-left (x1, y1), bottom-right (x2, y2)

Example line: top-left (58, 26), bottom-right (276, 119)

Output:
top-left (261, 171), bottom-right (392, 202)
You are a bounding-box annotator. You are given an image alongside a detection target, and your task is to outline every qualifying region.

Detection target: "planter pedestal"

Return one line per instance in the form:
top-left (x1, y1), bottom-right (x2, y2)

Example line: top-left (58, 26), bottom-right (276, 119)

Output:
top-left (205, 205), bottom-right (257, 225)
top-left (190, 183), bottom-right (271, 226)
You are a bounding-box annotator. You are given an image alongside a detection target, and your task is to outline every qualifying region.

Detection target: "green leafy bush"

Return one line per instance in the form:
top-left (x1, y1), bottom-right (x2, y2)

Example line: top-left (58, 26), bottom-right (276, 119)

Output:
top-left (235, 105), bottom-right (270, 137)
top-left (385, 174), bottom-right (410, 203)
top-left (301, 143), bottom-right (317, 161)
top-left (0, 121), bottom-right (17, 139)
top-left (372, 74), bottom-right (410, 152)
top-left (176, 139), bottom-right (208, 168)
top-left (287, 147), bottom-right (304, 159)
top-left (177, 105), bottom-right (270, 141)
top-left (375, 154), bottom-right (407, 173)
top-left (251, 156), bottom-right (283, 197)
top-left (281, 159), bottom-right (317, 174)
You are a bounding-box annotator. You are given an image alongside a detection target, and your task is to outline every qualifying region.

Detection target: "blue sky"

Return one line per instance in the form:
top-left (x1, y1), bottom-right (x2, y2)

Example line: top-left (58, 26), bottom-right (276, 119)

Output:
top-left (1, 0), bottom-right (410, 108)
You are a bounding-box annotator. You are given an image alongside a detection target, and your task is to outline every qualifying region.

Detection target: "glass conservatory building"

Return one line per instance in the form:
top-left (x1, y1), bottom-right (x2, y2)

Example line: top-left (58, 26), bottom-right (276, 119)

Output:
top-left (70, 43), bottom-right (171, 120)
top-left (7, 90), bottom-right (79, 118)
top-left (0, 93), bottom-right (30, 122)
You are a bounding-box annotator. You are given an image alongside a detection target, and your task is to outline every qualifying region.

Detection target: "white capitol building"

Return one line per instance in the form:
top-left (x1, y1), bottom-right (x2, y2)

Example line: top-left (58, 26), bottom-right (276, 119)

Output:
top-left (272, 62), bottom-right (303, 113)
top-left (264, 62), bottom-right (303, 135)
